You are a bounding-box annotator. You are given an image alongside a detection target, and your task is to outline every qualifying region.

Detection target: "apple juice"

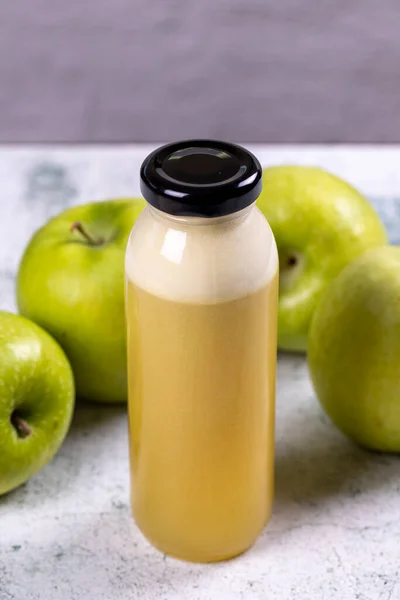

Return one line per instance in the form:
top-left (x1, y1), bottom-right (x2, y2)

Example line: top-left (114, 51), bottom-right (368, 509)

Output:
top-left (125, 140), bottom-right (279, 562)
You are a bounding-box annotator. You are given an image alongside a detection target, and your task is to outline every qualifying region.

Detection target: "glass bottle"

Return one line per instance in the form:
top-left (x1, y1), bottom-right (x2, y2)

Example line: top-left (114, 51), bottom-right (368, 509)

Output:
top-left (125, 140), bottom-right (278, 562)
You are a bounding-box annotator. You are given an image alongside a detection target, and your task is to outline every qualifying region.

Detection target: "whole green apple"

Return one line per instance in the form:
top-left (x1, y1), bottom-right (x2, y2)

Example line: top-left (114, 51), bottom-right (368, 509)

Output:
top-left (308, 246), bottom-right (400, 452)
top-left (0, 311), bottom-right (74, 495)
top-left (257, 166), bottom-right (387, 351)
top-left (17, 198), bottom-right (145, 403)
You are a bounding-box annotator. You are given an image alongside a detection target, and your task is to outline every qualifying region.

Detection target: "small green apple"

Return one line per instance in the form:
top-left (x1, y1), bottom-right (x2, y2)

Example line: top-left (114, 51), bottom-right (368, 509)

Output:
top-left (308, 246), bottom-right (400, 452)
top-left (0, 311), bottom-right (74, 495)
top-left (257, 166), bottom-right (387, 351)
top-left (17, 198), bottom-right (146, 403)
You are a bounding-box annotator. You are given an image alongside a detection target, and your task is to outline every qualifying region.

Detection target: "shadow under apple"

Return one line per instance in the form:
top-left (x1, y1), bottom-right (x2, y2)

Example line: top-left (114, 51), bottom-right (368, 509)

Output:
top-left (0, 401), bottom-right (128, 511)
top-left (263, 353), bottom-right (400, 538)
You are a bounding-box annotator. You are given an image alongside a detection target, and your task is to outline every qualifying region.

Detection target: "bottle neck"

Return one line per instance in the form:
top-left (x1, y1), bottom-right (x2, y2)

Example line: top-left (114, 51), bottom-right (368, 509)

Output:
top-left (148, 203), bottom-right (256, 227)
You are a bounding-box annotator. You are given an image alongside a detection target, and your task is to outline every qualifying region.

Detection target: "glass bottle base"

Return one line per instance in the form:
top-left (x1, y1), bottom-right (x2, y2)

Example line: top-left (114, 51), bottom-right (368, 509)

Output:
top-left (134, 514), bottom-right (269, 564)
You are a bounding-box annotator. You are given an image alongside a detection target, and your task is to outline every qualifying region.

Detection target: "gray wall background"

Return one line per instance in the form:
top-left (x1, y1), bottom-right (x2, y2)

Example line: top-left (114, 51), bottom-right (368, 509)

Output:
top-left (1, 0), bottom-right (399, 143)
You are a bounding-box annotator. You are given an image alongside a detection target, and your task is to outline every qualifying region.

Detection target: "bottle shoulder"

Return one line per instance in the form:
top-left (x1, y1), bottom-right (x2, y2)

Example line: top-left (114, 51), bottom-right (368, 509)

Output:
top-left (125, 206), bottom-right (278, 303)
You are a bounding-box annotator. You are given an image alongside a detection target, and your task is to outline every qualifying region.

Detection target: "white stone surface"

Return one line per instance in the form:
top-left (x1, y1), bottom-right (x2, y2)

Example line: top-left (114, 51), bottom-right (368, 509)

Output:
top-left (1, 145), bottom-right (400, 600)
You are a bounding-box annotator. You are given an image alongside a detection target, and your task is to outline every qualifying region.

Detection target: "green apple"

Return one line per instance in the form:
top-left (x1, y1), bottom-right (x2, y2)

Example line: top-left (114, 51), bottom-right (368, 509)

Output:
top-left (308, 246), bottom-right (400, 452)
top-left (257, 166), bottom-right (387, 351)
top-left (17, 198), bottom-right (146, 403)
top-left (0, 311), bottom-right (74, 495)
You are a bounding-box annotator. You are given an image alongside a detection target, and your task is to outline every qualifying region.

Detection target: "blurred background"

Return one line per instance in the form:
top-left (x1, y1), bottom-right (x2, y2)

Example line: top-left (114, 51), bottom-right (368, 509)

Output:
top-left (1, 0), bottom-right (399, 143)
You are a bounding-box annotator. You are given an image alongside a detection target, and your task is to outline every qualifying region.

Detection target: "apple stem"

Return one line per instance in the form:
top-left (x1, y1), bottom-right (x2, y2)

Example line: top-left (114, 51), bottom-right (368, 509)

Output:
top-left (11, 412), bottom-right (31, 439)
top-left (287, 255), bottom-right (298, 267)
top-left (70, 221), bottom-right (103, 246)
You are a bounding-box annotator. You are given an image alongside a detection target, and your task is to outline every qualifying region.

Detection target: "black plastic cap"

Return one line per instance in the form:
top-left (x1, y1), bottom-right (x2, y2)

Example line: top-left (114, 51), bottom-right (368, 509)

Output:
top-left (140, 140), bottom-right (262, 217)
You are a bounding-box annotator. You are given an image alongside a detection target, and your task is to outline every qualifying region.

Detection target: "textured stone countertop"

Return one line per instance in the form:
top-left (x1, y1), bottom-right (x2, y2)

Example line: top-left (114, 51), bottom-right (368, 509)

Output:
top-left (1, 146), bottom-right (400, 600)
